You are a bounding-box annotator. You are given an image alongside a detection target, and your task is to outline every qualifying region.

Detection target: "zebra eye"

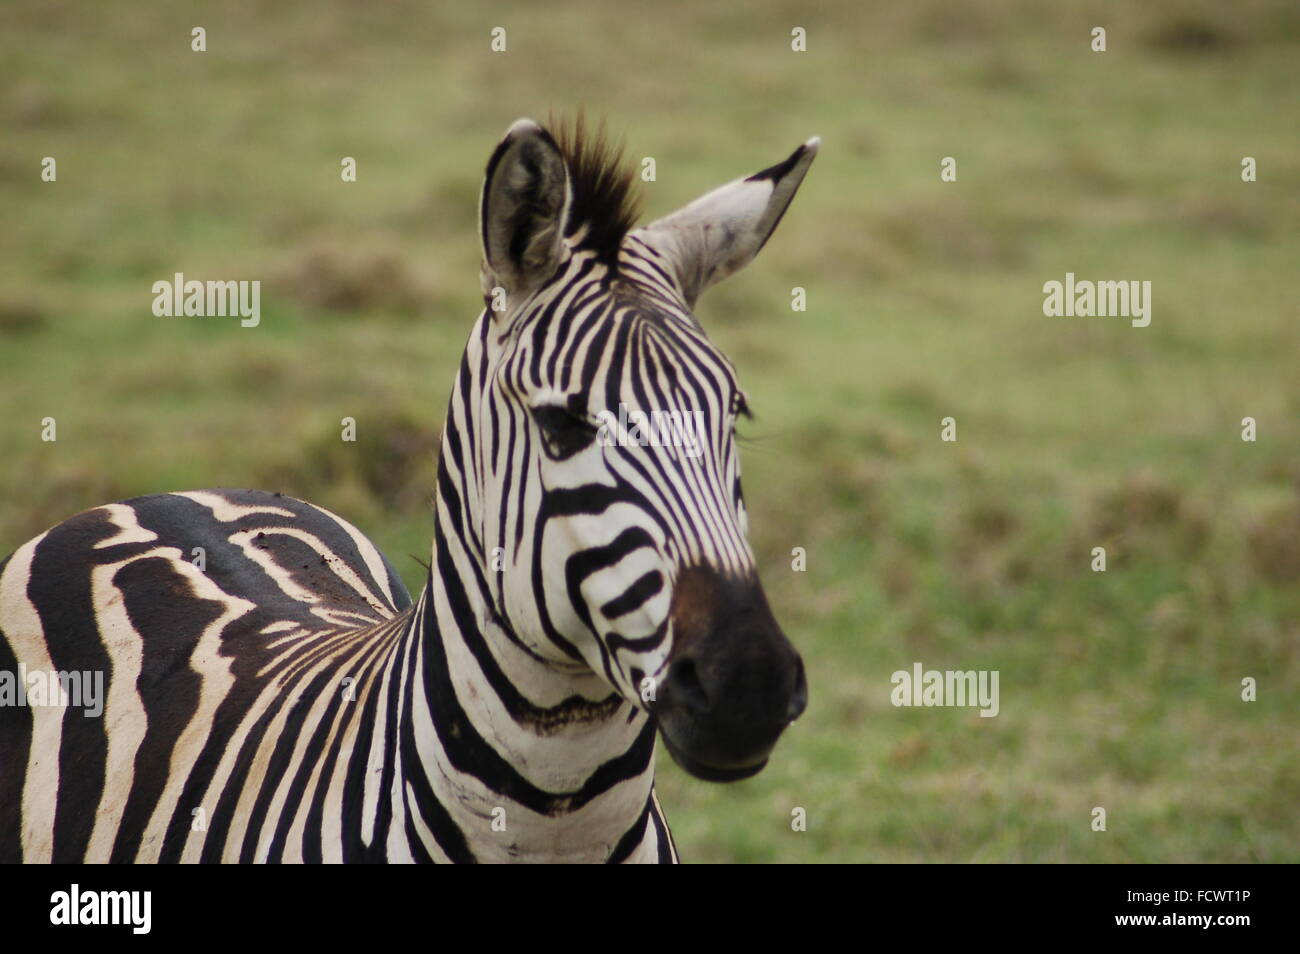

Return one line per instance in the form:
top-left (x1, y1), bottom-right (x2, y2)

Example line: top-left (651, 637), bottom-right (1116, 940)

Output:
top-left (531, 403), bottom-right (597, 460)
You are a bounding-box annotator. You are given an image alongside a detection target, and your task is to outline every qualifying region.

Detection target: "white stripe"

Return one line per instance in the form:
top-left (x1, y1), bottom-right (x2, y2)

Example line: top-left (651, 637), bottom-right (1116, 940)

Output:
top-left (92, 503), bottom-right (159, 549)
top-left (175, 490), bottom-right (296, 522)
top-left (2, 534), bottom-right (58, 863)
top-left (84, 558), bottom-right (150, 859)
top-left (360, 612), bottom-right (408, 850)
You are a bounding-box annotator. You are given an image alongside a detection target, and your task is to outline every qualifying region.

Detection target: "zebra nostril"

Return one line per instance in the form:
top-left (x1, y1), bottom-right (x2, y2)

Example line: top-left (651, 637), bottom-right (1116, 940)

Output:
top-left (666, 657), bottom-right (711, 715)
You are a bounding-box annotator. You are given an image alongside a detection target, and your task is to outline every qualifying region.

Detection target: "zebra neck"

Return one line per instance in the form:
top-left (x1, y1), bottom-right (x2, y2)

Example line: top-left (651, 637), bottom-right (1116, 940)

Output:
top-left (390, 518), bottom-right (661, 862)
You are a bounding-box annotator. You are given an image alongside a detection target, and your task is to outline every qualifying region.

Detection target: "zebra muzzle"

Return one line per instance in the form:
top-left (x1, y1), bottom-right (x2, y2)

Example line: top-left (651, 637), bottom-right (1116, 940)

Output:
top-left (651, 565), bottom-right (807, 782)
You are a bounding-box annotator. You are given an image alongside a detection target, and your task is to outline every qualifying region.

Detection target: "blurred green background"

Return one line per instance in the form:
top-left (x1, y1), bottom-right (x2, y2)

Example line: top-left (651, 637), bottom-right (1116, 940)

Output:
top-left (2, 0), bottom-right (1297, 862)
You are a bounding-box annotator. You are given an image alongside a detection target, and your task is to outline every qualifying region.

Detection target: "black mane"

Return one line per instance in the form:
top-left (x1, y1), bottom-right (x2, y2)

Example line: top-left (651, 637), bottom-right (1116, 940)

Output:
top-left (549, 112), bottom-right (641, 267)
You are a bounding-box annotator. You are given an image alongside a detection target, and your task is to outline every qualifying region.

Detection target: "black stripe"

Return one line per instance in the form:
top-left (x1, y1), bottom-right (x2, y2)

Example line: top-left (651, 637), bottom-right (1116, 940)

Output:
top-left (600, 570), bottom-right (663, 620)
top-left (25, 512), bottom-right (116, 862)
top-left (109, 555), bottom-right (216, 862)
top-left (607, 798), bottom-right (652, 863)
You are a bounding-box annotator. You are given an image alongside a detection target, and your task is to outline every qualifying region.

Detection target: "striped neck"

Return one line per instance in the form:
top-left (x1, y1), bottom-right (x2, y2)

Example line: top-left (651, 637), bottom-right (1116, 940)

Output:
top-left (386, 403), bottom-right (669, 862)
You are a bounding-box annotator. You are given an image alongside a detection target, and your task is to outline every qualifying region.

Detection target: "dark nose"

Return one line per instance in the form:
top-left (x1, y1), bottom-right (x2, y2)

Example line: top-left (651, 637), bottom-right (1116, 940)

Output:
top-left (662, 644), bottom-right (806, 726)
top-left (654, 565), bottom-right (806, 781)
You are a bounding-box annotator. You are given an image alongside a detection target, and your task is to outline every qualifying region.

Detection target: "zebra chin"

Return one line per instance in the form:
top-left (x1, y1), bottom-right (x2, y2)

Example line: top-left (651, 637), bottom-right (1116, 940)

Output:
top-left (648, 564), bottom-right (808, 783)
top-left (657, 728), bottom-right (774, 783)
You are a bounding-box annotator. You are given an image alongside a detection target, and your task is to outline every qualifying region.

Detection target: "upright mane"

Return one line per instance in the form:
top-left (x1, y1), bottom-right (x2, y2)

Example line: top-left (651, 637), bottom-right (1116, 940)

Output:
top-left (548, 112), bottom-right (641, 266)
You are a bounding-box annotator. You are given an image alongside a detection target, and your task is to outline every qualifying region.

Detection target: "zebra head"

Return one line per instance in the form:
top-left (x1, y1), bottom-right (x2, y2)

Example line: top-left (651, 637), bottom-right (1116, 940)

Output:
top-left (464, 117), bottom-right (815, 782)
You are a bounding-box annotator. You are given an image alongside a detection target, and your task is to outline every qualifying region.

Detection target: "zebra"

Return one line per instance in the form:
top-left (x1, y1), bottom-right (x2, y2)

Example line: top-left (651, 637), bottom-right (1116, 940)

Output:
top-left (0, 116), bottom-right (817, 863)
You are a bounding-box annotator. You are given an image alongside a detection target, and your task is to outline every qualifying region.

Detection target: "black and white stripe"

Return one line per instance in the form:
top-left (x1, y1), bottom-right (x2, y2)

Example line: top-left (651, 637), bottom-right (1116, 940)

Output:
top-left (0, 117), bottom-right (816, 863)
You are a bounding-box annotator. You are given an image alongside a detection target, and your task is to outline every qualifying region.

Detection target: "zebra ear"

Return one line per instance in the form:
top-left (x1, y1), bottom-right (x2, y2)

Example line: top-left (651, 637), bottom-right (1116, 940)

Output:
top-left (479, 119), bottom-right (572, 308)
top-left (637, 137), bottom-right (819, 306)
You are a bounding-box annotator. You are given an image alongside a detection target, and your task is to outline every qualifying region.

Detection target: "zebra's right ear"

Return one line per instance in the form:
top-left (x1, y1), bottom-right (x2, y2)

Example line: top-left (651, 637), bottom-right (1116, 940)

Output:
top-left (636, 137), bottom-right (819, 307)
top-left (479, 119), bottom-right (572, 312)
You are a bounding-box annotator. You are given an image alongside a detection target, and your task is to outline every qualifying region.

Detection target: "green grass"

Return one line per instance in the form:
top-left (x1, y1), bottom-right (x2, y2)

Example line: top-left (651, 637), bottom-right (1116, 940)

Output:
top-left (2, 0), bottom-right (1297, 862)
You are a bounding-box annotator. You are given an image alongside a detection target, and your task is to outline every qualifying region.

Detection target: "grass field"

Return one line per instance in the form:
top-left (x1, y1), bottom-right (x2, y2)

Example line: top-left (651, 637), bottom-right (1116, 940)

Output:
top-left (2, 0), bottom-right (1297, 862)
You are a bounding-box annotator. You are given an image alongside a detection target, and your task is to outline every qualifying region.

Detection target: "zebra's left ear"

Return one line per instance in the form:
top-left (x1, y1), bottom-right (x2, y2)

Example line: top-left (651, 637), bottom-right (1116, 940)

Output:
top-left (479, 118), bottom-right (573, 311)
top-left (636, 137), bottom-right (819, 306)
